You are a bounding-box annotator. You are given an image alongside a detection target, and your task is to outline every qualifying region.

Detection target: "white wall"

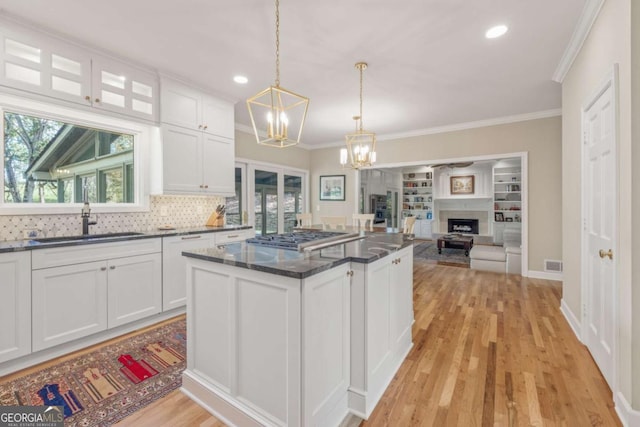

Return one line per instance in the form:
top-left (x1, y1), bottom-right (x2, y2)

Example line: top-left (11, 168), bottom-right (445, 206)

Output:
top-left (561, 0), bottom-right (636, 409)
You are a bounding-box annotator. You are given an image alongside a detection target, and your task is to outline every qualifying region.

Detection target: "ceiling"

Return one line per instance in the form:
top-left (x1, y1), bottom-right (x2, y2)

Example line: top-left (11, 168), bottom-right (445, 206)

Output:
top-left (0, 0), bottom-right (585, 147)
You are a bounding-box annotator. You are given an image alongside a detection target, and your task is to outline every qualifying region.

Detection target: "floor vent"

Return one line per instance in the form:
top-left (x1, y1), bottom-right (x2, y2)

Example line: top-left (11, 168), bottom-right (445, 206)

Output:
top-left (544, 259), bottom-right (563, 273)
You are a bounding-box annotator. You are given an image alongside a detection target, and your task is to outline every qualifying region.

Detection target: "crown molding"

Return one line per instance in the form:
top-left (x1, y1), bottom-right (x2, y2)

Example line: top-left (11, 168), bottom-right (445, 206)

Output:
top-left (552, 0), bottom-right (606, 83)
top-left (303, 109), bottom-right (562, 150)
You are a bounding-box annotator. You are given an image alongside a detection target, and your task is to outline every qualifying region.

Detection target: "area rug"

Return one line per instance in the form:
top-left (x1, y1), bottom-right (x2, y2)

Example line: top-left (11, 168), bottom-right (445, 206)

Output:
top-left (413, 241), bottom-right (470, 267)
top-left (0, 317), bottom-right (186, 427)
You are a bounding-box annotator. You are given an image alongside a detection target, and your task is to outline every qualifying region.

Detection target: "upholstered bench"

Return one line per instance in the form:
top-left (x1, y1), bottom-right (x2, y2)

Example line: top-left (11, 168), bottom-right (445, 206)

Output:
top-left (470, 245), bottom-right (506, 273)
top-left (505, 246), bottom-right (522, 274)
top-left (470, 227), bottom-right (522, 274)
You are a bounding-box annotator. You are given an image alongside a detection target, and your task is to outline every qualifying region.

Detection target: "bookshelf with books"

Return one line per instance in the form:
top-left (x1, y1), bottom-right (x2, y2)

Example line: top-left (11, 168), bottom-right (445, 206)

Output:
top-left (402, 171), bottom-right (433, 220)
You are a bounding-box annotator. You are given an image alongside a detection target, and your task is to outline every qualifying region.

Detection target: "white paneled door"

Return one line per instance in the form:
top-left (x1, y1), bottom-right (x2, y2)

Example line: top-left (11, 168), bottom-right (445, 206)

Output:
top-left (582, 68), bottom-right (617, 389)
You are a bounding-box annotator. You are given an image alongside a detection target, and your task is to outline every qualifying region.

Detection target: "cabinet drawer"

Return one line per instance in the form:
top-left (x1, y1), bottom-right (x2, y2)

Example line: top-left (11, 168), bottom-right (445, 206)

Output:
top-left (32, 238), bottom-right (162, 270)
top-left (214, 229), bottom-right (253, 244)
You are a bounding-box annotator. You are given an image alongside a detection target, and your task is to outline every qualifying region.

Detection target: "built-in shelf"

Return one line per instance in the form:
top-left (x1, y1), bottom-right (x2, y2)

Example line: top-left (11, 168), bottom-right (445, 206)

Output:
top-left (493, 165), bottom-right (522, 225)
top-left (402, 171), bottom-right (433, 219)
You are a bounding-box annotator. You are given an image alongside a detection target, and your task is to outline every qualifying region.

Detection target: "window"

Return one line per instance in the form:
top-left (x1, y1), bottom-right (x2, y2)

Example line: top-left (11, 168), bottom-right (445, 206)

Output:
top-left (3, 110), bottom-right (135, 205)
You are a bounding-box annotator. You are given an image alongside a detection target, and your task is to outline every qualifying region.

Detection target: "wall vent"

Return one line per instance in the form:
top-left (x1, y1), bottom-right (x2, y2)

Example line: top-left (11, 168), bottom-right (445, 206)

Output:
top-left (544, 259), bottom-right (563, 273)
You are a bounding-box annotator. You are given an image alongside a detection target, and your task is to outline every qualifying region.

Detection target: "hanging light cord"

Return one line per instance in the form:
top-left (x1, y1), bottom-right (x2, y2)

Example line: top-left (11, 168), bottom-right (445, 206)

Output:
top-left (275, 0), bottom-right (280, 87)
top-left (358, 65), bottom-right (364, 131)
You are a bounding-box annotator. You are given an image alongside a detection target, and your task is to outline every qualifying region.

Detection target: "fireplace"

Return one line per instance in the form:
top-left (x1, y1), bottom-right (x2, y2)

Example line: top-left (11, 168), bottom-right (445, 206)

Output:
top-left (448, 218), bottom-right (479, 235)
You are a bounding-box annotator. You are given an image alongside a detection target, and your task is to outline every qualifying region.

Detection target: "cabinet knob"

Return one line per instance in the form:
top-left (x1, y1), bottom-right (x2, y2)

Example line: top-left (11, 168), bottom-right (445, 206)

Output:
top-left (346, 270), bottom-right (354, 277)
top-left (100, 267), bottom-right (107, 271)
top-left (85, 95), bottom-right (91, 102)
top-left (204, 185), bottom-right (209, 189)
top-left (199, 185), bottom-right (203, 188)
top-left (203, 125), bottom-right (208, 130)
top-left (95, 98), bottom-right (101, 103)
top-left (109, 265), bottom-right (116, 270)
top-left (198, 124), bottom-right (203, 129)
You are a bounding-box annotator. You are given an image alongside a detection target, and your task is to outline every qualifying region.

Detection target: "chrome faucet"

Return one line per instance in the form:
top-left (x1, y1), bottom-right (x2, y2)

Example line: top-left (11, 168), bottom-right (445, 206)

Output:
top-left (80, 186), bottom-right (98, 236)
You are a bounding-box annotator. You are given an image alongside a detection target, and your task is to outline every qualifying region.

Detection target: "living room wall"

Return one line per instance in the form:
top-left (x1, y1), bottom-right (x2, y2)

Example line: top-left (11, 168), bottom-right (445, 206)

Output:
top-left (308, 115), bottom-right (562, 274)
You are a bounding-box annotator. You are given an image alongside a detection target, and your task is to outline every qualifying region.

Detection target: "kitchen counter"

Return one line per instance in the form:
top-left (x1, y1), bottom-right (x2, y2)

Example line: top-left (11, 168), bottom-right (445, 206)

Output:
top-left (0, 225), bottom-right (253, 253)
top-left (182, 231), bottom-right (412, 279)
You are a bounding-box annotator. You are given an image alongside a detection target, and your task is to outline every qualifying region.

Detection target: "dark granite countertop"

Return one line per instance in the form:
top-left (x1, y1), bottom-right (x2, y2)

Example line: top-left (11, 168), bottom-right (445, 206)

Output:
top-left (0, 225), bottom-right (253, 253)
top-left (182, 231), bottom-right (414, 279)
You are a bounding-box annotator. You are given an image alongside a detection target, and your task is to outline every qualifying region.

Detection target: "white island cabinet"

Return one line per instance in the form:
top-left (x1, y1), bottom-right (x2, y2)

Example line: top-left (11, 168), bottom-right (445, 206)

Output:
top-left (0, 252), bottom-right (31, 364)
top-left (183, 259), bottom-right (351, 427)
top-left (349, 245), bottom-right (413, 418)
top-left (181, 235), bottom-right (414, 426)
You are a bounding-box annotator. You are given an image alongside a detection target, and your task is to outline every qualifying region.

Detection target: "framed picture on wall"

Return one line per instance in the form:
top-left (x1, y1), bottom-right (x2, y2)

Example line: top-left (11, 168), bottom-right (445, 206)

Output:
top-left (450, 175), bottom-right (475, 195)
top-left (320, 175), bottom-right (346, 201)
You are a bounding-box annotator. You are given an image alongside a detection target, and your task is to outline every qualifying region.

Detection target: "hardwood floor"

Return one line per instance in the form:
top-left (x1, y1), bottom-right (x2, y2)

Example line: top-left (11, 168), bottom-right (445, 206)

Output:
top-left (115, 257), bottom-right (619, 426)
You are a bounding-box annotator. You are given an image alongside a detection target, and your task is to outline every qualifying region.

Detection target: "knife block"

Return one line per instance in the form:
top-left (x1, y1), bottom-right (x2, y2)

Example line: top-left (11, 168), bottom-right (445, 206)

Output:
top-left (206, 212), bottom-right (224, 227)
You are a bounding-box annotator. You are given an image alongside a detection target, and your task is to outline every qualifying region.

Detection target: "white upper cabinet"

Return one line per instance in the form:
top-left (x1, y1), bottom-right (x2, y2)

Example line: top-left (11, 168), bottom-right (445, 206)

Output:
top-left (159, 77), bottom-right (235, 195)
top-left (0, 20), bottom-right (158, 121)
top-left (90, 55), bottom-right (158, 121)
top-left (161, 77), bottom-right (234, 139)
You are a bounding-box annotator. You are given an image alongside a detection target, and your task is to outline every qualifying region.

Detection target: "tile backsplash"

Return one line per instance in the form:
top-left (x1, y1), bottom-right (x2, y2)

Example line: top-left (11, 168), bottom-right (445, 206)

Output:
top-left (0, 195), bottom-right (225, 241)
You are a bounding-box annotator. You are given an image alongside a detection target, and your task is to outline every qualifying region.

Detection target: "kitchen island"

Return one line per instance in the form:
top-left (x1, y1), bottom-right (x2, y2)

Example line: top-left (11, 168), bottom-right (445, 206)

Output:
top-left (181, 231), bottom-right (414, 427)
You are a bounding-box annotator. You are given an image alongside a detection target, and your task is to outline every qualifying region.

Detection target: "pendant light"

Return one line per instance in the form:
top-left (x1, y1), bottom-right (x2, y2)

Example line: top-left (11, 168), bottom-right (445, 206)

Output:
top-left (340, 62), bottom-right (377, 169)
top-left (247, 0), bottom-right (309, 148)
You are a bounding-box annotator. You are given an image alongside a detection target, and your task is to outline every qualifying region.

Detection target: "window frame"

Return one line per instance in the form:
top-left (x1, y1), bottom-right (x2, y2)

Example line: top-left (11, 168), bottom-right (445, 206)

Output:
top-left (0, 92), bottom-right (151, 214)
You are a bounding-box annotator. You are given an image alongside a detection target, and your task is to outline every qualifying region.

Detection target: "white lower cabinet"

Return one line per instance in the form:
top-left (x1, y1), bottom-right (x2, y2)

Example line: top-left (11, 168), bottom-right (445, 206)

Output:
top-left (162, 233), bottom-right (216, 310)
top-left (213, 228), bottom-right (254, 244)
top-left (31, 239), bottom-right (162, 352)
top-left (107, 253), bottom-right (162, 328)
top-left (32, 261), bottom-right (108, 352)
top-left (0, 252), bottom-right (31, 363)
top-left (349, 245), bottom-right (414, 418)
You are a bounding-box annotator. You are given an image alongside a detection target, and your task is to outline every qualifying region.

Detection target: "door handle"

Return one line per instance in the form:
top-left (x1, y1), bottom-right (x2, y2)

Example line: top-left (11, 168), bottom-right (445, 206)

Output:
top-left (599, 249), bottom-right (613, 260)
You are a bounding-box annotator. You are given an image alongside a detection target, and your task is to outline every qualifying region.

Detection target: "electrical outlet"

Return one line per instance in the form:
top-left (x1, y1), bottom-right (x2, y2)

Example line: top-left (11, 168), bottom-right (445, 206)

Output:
top-left (160, 206), bottom-right (168, 217)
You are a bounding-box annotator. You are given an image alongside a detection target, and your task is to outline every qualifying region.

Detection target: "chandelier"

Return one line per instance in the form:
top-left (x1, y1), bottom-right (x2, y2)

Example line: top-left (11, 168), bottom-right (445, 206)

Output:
top-left (340, 62), bottom-right (376, 169)
top-left (246, 0), bottom-right (309, 148)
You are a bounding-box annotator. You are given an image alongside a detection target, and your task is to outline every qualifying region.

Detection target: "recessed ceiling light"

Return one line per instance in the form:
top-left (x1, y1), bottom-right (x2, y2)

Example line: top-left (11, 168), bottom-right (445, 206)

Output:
top-left (485, 25), bottom-right (508, 39)
top-left (233, 75), bottom-right (248, 84)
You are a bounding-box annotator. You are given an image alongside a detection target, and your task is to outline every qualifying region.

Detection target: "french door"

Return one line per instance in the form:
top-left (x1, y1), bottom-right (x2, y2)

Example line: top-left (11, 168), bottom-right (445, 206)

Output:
top-left (249, 164), bottom-right (306, 235)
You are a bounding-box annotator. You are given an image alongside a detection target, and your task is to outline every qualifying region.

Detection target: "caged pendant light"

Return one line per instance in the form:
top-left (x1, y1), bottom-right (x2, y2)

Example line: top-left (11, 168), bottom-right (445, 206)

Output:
top-left (246, 0), bottom-right (309, 148)
top-left (340, 62), bottom-right (377, 169)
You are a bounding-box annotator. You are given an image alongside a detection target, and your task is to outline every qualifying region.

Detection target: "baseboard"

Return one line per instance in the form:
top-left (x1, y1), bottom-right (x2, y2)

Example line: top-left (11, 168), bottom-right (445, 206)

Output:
top-left (560, 299), bottom-right (582, 343)
top-left (527, 270), bottom-right (563, 281)
top-left (181, 370), bottom-right (269, 427)
top-left (614, 391), bottom-right (640, 427)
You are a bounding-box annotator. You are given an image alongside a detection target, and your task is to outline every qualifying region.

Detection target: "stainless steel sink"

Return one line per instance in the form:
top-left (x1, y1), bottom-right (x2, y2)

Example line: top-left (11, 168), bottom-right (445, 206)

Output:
top-left (33, 232), bottom-right (144, 243)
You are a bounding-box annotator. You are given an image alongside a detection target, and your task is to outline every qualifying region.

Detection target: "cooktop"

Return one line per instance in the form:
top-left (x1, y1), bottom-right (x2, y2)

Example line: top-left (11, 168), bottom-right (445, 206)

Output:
top-left (246, 231), bottom-right (358, 251)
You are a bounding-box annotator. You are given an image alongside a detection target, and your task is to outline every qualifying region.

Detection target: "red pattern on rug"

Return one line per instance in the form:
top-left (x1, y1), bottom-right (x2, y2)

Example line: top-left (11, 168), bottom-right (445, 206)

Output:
top-left (118, 354), bottom-right (158, 384)
top-left (0, 317), bottom-right (186, 427)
